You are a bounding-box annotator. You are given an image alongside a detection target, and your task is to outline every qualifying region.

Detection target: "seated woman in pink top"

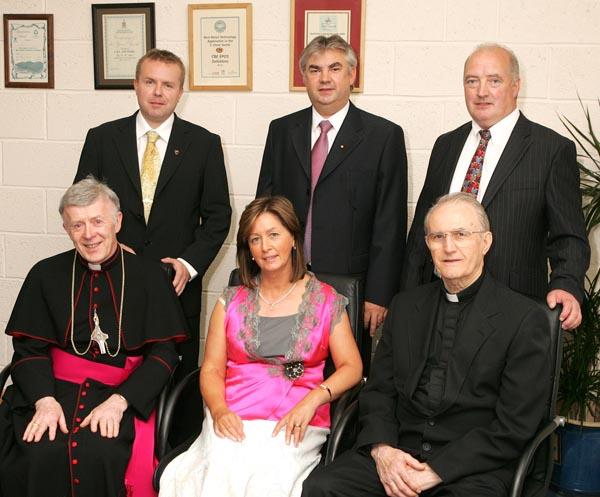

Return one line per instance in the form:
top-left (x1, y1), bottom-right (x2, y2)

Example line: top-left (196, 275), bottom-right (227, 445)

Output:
top-left (159, 196), bottom-right (362, 497)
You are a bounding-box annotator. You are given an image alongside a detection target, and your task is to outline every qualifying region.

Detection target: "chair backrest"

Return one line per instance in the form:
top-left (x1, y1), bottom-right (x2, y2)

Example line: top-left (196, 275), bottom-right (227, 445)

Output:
top-left (520, 301), bottom-right (563, 497)
top-left (0, 364), bottom-right (11, 403)
top-left (229, 268), bottom-right (370, 377)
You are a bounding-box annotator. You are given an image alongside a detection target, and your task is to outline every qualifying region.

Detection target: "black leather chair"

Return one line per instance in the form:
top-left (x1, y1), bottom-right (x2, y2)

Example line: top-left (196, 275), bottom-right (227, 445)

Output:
top-left (152, 268), bottom-right (366, 490)
top-left (324, 301), bottom-right (565, 497)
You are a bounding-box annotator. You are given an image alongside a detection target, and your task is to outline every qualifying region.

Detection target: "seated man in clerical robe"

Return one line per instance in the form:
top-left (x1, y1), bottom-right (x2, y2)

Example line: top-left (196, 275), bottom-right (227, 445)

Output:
top-left (0, 177), bottom-right (188, 497)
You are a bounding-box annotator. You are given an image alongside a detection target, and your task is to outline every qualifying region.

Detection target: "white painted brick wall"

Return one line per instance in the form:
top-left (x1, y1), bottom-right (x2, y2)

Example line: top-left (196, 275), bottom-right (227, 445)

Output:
top-left (1, 0), bottom-right (600, 367)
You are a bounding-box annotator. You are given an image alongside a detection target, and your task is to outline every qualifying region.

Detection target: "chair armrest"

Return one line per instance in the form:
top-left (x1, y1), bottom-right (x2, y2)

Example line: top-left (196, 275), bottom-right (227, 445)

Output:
top-left (153, 435), bottom-right (196, 491)
top-left (155, 367), bottom-right (200, 461)
top-left (154, 363), bottom-right (179, 458)
top-left (330, 378), bottom-right (365, 433)
top-left (325, 398), bottom-right (360, 465)
top-left (509, 415), bottom-right (565, 497)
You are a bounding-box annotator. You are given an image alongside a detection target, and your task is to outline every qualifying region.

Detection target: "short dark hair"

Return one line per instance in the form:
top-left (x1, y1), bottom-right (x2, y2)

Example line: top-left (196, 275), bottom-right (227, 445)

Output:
top-left (237, 196), bottom-right (306, 288)
top-left (135, 48), bottom-right (186, 86)
top-left (299, 35), bottom-right (357, 74)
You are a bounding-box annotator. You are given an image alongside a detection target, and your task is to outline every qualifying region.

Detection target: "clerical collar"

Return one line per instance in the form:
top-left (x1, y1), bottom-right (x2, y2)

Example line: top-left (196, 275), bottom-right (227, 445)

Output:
top-left (444, 272), bottom-right (485, 302)
top-left (77, 245), bottom-right (121, 272)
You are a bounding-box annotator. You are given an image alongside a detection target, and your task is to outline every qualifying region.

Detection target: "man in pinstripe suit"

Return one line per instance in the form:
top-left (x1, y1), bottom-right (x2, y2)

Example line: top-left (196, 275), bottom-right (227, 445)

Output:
top-left (401, 43), bottom-right (590, 330)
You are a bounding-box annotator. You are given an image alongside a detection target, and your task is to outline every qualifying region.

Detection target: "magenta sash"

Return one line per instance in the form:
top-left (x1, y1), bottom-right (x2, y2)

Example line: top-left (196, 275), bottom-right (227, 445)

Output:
top-left (51, 347), bottom-right (158, 497)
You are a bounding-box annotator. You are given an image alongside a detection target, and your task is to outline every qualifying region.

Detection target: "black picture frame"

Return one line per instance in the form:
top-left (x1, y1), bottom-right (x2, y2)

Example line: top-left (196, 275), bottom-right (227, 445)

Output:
top-left (91, 3), bottom-right (155, 89)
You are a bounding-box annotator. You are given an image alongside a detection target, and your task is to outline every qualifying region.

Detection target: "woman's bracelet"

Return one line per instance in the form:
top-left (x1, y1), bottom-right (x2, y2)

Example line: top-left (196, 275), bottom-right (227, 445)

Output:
top-left (319, 383), bottom-right (332, 402)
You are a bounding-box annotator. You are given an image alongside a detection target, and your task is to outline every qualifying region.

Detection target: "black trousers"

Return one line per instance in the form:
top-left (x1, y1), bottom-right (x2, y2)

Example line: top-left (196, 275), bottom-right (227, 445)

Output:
top-left (302, 449), bottom-right (509, 497)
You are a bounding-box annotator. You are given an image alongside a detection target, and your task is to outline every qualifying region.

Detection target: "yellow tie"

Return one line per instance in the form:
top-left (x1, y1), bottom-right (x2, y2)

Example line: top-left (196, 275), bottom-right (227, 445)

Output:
top-left (141, 130), bottom-right (160, 222)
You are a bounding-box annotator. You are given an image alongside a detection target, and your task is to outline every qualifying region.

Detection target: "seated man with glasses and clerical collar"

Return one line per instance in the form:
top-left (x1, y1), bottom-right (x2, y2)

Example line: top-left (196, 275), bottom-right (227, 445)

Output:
top-left (302, 192), bottom-right (551, 497)
top-left (0, 177), bottom-right (188, 497)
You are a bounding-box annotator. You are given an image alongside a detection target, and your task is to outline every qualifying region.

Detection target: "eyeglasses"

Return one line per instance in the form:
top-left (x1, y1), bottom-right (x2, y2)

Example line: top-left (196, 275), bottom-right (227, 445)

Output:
top-left (425, 230), bottom-right (487, 246)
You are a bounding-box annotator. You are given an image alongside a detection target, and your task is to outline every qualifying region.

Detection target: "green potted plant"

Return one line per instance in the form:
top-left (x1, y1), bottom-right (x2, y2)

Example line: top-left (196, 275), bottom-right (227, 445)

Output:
top-left (551, 98), bottom-right (600, 496)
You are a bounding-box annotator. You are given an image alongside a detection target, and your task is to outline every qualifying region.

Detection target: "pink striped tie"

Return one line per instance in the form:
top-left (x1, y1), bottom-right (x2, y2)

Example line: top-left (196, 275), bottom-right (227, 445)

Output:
top-left (304, 120), bottom-right (333, 263)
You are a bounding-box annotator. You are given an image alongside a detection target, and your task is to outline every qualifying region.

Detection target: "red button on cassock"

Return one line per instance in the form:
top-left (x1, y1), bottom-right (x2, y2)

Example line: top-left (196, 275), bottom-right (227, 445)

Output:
top-left (75, 418), bottom-right (82, 423)
top-left (74, 479), bottom-right (80, 485)
top-left (79, 404), bottom-right (85, 409)
top-left (81, 391), bottom-right (87, 397)
top-left (85, 382), bottom-right (91, 388)
top-left (93, 287), bottom-right (99, 293)
top-left (72, 442), bottom-right (78, 448)
top-left (72, 459), bottom-right (78, 465)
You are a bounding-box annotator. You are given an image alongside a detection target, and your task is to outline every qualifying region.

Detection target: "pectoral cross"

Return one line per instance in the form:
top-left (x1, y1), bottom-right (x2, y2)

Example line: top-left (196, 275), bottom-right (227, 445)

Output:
top-left (91, 309), bottom-right (109, 354)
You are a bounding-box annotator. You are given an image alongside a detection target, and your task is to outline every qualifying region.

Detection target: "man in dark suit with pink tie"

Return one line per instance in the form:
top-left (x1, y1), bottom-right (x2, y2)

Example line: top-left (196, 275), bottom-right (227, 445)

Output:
top-left (257, 36), bottom-right (407, 352)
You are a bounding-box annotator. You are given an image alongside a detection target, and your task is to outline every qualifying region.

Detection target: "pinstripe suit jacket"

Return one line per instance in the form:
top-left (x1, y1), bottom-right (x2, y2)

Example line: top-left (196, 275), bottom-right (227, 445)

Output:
top-left (401, 112), bottom-right (590, 302)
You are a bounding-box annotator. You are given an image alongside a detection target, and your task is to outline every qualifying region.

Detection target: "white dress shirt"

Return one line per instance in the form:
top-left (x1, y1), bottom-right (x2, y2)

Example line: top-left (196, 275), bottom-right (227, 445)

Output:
top-left (134, 112), bottom-right (197, 280)
top-left (310, 102), bottom-right (350, 152)
top-left (449, 108), bottom-right (520, 201)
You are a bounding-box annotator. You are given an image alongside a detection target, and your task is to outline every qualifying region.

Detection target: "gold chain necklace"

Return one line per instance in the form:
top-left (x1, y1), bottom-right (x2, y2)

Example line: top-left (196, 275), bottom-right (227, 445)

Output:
top-left (69, 249), bottom-right (125, 357)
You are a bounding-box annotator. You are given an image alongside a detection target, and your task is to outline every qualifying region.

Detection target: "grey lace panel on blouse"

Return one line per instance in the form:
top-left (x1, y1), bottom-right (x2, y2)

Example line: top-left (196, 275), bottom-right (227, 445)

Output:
top-left (256, 314), bottom-right (298, 357)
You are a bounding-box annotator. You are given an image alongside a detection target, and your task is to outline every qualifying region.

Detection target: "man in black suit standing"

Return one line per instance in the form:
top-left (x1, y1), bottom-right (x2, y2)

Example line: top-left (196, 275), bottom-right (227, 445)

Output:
top-left (303, 193), bottom-right (550, 497)
top-left (75, 49), bottom-right (231, 377)
top-left (401, 43), bottom-right (589, 330)
top-left (257, 36), bottom-right (407, 346)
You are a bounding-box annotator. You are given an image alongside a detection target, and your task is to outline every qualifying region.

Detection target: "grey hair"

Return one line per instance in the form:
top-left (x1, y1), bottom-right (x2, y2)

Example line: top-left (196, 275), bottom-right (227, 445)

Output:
top-left (299, 35), bottom-right (357, 74)
top-left (464, 43), bottom-right (520, 84)
top-left (424, 192), bottom-right (491, 234)
top-left (59, 176), bottom-right (120, 222)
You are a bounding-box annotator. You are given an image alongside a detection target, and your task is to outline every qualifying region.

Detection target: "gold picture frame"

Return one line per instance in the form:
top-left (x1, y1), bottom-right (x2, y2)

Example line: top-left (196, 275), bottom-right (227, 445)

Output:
top-left (188, 3), bottom-right (253, 91)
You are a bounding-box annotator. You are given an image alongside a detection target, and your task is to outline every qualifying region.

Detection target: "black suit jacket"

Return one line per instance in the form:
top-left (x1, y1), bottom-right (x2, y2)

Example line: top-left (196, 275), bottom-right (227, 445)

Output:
top-left (357, 274), bottom-right (550, 486)
top-left (401, 113), bottom-right (590, 302)
top-left (75, 112), bottom-right (231, 317)
top-left (257, 102), bottom-right (407, 307)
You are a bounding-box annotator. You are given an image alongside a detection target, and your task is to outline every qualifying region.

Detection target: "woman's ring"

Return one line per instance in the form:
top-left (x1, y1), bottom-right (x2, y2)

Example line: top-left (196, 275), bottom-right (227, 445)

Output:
top-left (294, 423), bottom-right (301, 428)
top-left (32, 422), bottom-right (39, 427)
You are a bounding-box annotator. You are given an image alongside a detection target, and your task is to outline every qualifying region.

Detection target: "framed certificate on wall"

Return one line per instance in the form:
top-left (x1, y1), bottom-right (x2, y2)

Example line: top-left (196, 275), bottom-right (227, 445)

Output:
top-left (290, 0), bottom-right (365, 92)
top-left (3, 14), bottom-right (54, 88)
top-left (188, 3), bottom-right (253, 91)
top-left (91, 3), bottom-right (156, 89)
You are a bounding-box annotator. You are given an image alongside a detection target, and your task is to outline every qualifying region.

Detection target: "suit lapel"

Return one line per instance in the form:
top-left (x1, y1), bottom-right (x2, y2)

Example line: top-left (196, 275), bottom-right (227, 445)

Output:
top-left (481, 113), bottom-right (532, 207)
top-left (443, 123), bottom-right (471, 192)
top-left (318, 102), bottom-right (364, 184)
top-left (154, 114), bottom-right (190, 198)
top-left (438, 275), bottom-right (500, 413)
top-left (115, 114), bottom-right (142, 198)
top-left (290, 108), bottom-right (312, 180)
top-left (405, 285), bottom-right (441, 396)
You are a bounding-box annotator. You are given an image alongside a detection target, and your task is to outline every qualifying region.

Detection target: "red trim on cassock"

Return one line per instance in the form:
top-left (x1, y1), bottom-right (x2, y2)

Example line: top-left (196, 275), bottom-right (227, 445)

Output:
top-left (147, 355), bottom-right (173, 374)
top-left (10, 355), bottom-right (51, 372)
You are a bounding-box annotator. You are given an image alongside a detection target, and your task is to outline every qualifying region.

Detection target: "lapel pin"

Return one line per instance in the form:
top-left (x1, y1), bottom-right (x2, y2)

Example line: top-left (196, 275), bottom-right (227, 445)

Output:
top-left (340, 144), bottom-right (345, 149)
top-left (174, 149), bottom-right (180, 156)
